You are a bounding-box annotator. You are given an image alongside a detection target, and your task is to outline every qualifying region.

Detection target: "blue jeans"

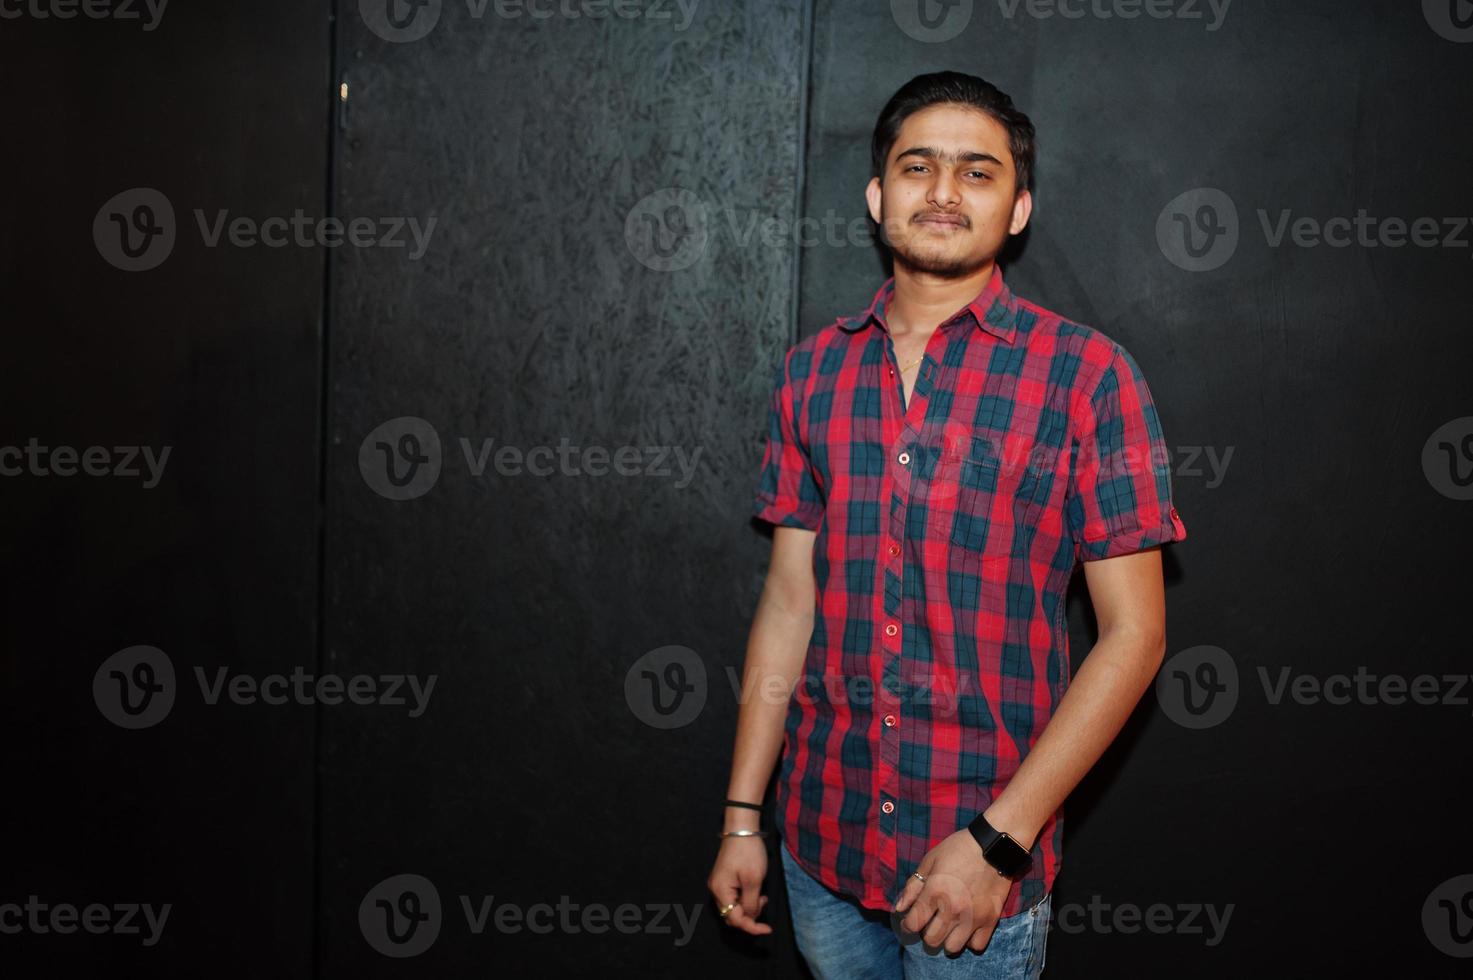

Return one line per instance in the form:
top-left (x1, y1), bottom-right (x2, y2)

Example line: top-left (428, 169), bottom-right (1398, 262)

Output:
top-left (779, 839), bottom-right (1051, 979)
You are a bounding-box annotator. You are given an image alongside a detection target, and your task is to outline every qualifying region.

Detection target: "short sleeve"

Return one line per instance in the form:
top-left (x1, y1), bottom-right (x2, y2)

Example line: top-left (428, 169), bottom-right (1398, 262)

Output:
top-left (1065, 344), bottom-right (1187, 561)
top-left (752, 348), bottom-right (825, 531)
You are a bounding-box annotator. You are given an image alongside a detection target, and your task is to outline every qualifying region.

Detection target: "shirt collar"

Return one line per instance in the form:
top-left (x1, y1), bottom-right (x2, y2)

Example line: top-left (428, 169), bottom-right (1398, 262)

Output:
top-left (838, 264), bottom-right (1019, 344)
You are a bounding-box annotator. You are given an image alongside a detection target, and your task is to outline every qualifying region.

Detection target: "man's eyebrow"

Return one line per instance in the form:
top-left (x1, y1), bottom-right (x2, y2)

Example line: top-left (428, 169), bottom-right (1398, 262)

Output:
top-left (894, 146), bottom-right (1005, 167)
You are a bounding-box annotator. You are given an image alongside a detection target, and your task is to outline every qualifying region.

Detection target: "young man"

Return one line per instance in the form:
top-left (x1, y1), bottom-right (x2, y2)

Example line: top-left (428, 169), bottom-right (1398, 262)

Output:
top-left (707, 71), bottom-right (1187, 977)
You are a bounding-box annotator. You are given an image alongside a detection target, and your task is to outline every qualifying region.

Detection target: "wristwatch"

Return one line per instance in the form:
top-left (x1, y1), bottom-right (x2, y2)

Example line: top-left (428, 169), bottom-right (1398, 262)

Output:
top-left (966, 813), bottom-right (1033, 880)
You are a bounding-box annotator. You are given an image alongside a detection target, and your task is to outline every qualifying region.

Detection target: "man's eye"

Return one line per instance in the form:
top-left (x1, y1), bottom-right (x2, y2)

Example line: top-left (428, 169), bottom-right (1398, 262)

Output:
top-left (968, 171), bottom-right (992, 180)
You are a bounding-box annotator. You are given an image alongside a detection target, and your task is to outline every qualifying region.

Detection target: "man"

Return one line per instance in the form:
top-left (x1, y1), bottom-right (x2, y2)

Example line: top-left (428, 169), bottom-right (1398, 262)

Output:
top-left (707, 71), bottom-right (1187, 978)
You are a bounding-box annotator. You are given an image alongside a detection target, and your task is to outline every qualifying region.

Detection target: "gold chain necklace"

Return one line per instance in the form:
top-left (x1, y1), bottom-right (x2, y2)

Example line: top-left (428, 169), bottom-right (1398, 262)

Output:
top-left (897, 352), bottom-right (925, 373)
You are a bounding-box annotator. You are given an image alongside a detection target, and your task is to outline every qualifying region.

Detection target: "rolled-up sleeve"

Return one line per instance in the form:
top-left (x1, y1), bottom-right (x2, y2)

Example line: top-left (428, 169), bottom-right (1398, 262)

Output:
top-left (1065, 344), bottom-right (1187, 561)
top-left (752, 348), bottom-right (824, 531)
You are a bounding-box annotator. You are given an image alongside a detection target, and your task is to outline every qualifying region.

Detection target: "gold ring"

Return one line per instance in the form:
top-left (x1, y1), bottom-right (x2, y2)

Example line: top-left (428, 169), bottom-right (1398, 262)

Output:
top-left (910, 872), bottom-right (927, 884)
top-left (718, 902), bottom-right (737, 919)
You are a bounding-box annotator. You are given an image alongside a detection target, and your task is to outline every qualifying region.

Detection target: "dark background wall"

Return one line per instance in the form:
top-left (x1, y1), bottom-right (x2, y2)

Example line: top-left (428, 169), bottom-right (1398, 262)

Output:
top-left (3, 1), bottom-right (1470, 977)
top-left (1, 3), bottom-right (328, 978)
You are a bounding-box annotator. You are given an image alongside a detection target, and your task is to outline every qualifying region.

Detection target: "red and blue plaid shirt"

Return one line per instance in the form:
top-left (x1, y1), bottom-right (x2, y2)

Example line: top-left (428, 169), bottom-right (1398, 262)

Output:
top-left (753, 266), bottom-right (1186, 919)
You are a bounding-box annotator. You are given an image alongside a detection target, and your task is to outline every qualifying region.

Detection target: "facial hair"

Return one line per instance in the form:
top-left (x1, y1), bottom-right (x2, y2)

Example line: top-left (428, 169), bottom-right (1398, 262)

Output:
top-left (883, 208), bottom-right (990, 279)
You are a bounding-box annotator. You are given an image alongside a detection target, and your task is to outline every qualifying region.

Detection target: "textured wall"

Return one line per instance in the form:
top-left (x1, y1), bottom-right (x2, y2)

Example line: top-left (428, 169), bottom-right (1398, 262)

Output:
top-left (326, 2), bottom-right (810, 975)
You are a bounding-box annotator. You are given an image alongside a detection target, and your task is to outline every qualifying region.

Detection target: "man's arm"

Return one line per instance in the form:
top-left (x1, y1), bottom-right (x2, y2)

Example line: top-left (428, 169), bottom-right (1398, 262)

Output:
top-left (892, 545), bottom-right (1170, 953)
top-left (708, 524), bottom-right (816, 936)
top-left (982, 341), bottom-right (1184, 846)
top-left (723, 525), bottom-right (817, 823)
top-left (979, 545), bottom-right (1168, 850)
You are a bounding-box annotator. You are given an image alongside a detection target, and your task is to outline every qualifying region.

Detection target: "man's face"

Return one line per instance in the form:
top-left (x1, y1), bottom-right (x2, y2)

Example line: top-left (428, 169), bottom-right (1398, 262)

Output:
top-left (865, 103), bottom-right (1032, 278)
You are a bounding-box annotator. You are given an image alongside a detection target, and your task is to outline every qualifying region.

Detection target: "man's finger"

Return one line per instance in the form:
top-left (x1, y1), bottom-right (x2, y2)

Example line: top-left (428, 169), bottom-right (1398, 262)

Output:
top-left (711, 880), bottom-right (740, 917)
top-left (966, 921), bottom-right (996, 953)
top-left (920, 891), bottom-right (956, 948)
top-left (893, 859), bottom-right (936, 915)
top-left (893, 874), bottom-right (924, 914)
top-left (738, 875), bottom-right (762, 919)
top-left (900, 885), bottom-right (938, 937)
top-left (723, 898), bottom-right (773, 936)
top-left (943, 905), bottom-right (977, 955)
top-left (712, 881), bottom-right (743, 930)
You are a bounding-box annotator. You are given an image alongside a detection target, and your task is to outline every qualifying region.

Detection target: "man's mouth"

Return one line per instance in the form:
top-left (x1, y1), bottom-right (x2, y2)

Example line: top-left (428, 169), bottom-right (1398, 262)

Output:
top-left (915, 213), bottom-right (967, 229)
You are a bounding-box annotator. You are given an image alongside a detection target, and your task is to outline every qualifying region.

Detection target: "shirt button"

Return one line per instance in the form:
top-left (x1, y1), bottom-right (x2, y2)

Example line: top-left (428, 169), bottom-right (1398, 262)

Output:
top-left (881, 800), bottom-right (895, 814)
top-left (884, 623), bottom-right (898, 637)
top-left (888, 543), bottom-right (900, 557)
top-left (897, 451), bottom-right (910, 465)
top-left (883, 713), bottom-right (896, 727)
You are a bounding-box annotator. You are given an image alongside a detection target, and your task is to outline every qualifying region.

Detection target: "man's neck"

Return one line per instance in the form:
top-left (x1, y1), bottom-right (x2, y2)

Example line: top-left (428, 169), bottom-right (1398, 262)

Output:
top-left (886, 260), bottom-right (996, 338)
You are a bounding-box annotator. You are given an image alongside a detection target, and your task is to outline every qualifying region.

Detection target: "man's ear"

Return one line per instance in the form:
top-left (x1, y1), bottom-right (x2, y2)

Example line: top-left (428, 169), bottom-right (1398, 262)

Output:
top-left (865, 176), bottom-right (882, 227)
top-left (1009, 188), bottom-right (1033, 236)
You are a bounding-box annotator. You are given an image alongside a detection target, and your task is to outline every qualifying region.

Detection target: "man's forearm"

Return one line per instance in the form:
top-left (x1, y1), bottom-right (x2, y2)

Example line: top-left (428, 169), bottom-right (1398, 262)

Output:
top-left (981, 624), bottom-right (1166, 848)
top-left (722, 594), bottom-right (814, 831)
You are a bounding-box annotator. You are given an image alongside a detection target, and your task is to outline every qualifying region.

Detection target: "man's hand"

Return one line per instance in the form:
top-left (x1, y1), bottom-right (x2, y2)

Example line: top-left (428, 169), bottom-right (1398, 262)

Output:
top-left (706, 837), bottom-right (772, 935)
top-left (892, 830), bottom-right (1014, 955)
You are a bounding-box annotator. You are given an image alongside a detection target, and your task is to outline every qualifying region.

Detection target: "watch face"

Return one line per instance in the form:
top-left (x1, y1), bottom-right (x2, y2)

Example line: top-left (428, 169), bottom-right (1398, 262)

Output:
top-left (987, 834), bottom-right (1032, 878)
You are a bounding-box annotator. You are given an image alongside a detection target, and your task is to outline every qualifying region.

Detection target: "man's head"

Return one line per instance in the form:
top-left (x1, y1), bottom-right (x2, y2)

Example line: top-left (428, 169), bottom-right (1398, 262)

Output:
top-left (866, 71), bottom-right (1035, 278)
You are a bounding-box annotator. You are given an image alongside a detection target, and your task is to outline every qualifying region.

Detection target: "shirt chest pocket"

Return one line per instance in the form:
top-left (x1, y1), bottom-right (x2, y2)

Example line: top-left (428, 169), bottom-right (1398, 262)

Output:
top-left (930, 439), bottom-right (1045, 564)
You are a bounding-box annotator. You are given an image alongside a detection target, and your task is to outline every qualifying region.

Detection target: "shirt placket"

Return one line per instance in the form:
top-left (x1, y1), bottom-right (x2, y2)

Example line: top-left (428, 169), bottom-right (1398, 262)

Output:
top-left (872, 327), bottom-right (938, 897)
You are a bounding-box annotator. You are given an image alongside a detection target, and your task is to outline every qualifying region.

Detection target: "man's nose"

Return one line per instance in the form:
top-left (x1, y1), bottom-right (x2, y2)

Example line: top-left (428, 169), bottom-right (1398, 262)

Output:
top-left (927, 170), bottom-right (961, 207)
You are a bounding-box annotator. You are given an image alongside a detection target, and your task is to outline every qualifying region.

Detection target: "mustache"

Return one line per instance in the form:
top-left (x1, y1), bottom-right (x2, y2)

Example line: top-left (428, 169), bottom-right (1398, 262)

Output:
top-left (912, 210), bottom-right (969, 226)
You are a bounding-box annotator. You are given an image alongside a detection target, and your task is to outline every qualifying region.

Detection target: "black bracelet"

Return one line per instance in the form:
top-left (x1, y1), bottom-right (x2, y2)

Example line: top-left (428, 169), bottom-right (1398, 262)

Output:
top-left (724, 798), bottom-right (763, 812)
